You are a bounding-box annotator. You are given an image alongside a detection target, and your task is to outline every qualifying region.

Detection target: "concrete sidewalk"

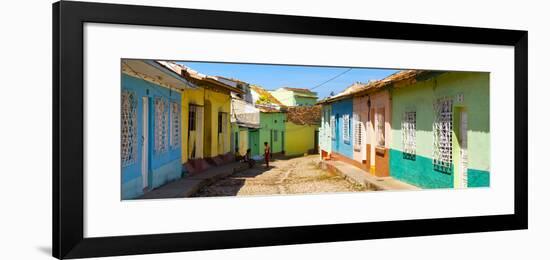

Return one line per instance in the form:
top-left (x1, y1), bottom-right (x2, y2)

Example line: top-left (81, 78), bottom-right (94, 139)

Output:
top-left (320, 160), bottom-right (419, 191)
top-left (139, 161), bottom-right (250, 199)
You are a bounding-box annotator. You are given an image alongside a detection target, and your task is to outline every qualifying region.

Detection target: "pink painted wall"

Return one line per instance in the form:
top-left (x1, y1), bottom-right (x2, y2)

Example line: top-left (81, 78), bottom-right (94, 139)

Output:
top-left (352, 90), bottom-right (391, 168)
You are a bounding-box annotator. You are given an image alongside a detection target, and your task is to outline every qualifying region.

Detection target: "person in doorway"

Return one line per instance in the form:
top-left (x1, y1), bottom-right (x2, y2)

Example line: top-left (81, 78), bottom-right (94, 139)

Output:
top-left (243, 148), bottom-right (255, 168)
top-left (264, 142), bottom-right (270, 168)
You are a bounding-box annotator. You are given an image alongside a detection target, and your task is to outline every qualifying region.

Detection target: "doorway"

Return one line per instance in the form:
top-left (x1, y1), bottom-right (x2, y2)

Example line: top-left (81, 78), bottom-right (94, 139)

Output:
top-left (458, 110), bottom-right (468, 188)
top-left (281, 131), bottom-right (285, 154)
top-left (249, 130), bottom-right (259, 156)
top-left (453, 108), bottom-right (468, 188)
top-left (313, 130), bottom-right (319, 154)
top-left (141, 96), bottom-right (149, 190)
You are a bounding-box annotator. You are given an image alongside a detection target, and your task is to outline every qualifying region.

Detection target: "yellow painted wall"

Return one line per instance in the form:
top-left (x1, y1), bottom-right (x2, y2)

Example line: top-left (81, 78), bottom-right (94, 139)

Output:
top-left (238, 129), bottom-right (248, 156)
top-left (204, 89), bottom-right (232, 158)
top-left (285, 122), bottom-right (319, 156)
top-left (181, 88), bottom-right (232, 162)
top-left (181, 88), bottom-right (205, 163)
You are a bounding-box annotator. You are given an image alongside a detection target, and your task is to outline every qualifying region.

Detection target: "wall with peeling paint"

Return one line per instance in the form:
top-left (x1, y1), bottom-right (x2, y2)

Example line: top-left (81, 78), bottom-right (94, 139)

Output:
top-left (390, 71), bottom-right (490, 188)
top-left (121, 73), bottom-right (183, 199)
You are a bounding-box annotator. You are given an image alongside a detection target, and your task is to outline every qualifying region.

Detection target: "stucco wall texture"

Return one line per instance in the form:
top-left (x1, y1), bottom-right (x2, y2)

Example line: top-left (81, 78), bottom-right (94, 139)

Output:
top-left (390, 72), bottom-right (490, 188)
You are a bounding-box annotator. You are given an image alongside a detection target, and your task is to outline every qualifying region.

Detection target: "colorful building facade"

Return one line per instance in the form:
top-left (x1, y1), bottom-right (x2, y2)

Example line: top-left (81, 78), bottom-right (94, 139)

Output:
top-left (329, 98), bottom-right (354, 159)
top-left (284, 106), bottom-right (321, 156)
top-left (318, 82), bottom-right (391, 177)
top-left (250, 110), bottom-right (286, 156)
top-left (270, 87), bottom-right (318, 106)
top-left (357, 90), bottom-right (392, 177)
top-left (157, 62), bottom-right (243, 174)
top-left (225, 78), bottom-right (260, 157)
top-left (319, 105), bottom-right (332, 160)
top-left (318, 70), bottom-right (489, 189)
top-left (249, 85), bottom-right (286, 157)
top-left (121, 60), bottom-right (193, 199)
top-left (389, 71), bottom-right (490, 188)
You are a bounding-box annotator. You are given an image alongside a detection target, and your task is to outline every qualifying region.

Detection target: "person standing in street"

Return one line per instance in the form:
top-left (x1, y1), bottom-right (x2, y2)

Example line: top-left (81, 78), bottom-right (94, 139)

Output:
top-left (264, 142), bottom-right (270, 168)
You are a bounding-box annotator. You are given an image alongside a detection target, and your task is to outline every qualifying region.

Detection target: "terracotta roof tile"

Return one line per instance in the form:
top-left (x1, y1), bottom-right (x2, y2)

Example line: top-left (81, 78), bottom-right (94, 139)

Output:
top-left (283, 87), bottom-right (315, 93)
top-left (286, 105), bottom-right (321, 125)
top-left (250, 85), bottom-right (283, 106)
top-left (319, 70), bottom-right (429, 103)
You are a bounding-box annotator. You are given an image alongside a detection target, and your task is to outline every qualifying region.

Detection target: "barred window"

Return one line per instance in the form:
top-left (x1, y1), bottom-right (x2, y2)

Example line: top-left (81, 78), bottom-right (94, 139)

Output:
top-left (342, 114), bottom-right (350, 144)
top-left (170, 102), bottom-right (180, 148)
top-left (188, 105), bottom-right (197, 131)
top-left (121, 90), bottom-right (138, 167)
top-left (375, 108), bottom-right (385, 147)
top-left (353, 113), bottom-right (362, 149)
top-left (402, 111), bottom-right (416, 159)
top-left (433, 98), bottom-right (453, 173)
top-left (330, 115), bottom-right (336, 140)
top-left (218, 112), bottom-right (228, 134)
top-left (222, 113), bottom-right (228, 134)
top-left (154, 97), bottom-right (169, 154)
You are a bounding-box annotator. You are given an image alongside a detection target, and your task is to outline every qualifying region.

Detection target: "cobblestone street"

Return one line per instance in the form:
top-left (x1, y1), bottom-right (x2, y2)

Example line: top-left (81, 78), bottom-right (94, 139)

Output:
top-left (192, 155), bottom-right (368, 197)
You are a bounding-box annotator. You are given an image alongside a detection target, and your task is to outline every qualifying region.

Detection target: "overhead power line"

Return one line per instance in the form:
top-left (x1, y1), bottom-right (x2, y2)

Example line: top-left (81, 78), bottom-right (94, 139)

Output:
top-left (310, 68), bottom-right (353, 91)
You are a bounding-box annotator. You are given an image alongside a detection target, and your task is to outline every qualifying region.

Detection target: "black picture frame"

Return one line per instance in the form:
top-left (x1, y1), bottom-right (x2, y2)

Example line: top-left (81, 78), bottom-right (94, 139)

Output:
top-left (53, 1), bottom-right (528, 259)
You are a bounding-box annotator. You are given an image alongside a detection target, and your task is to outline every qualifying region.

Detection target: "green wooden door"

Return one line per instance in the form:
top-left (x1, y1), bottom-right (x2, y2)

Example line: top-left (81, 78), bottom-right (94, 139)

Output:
top-left (249, 130), bottom-right (260, 156)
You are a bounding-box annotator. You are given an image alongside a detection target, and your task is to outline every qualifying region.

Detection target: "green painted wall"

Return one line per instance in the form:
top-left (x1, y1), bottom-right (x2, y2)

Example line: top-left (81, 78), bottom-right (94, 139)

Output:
top-left (270, 89), bottom-right (318, 106)
top-left (270, 90), bottom-right (295, 106)
top-left (294, 96), bottom-right (317, 106)
top-left (390, 72), bottom-right (490, 188)
top-left (230, 122), bottom-right (239, 154)
top-left (252, 112), bottom-right (286, 156)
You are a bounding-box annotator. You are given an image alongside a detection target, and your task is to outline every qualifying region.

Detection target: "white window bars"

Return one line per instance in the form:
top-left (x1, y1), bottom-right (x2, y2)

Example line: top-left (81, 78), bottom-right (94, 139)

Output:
top-left (154, 97), bottom-right (169, 154)
top-left (170, 102), bottom-right (180, 149)
top-left (330, 115), bottom-right (336, 140)
top-left (433, 97), bottom-right (453, 173)
top-left (121, 90), bottom-right (138, 167)
top-left (342, 114), bottom-right (350, 144)
top-left (402, 111), bottom-right (416, 159)
top-left (375, 108), bottom-right (385, 147)
top-left (353, 113), bottom-right (362, 150)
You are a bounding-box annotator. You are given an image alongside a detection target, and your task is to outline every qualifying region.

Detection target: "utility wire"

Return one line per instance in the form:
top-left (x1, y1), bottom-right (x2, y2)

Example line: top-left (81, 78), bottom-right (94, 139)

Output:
top-left (310, 68), bottom-right (353, 91)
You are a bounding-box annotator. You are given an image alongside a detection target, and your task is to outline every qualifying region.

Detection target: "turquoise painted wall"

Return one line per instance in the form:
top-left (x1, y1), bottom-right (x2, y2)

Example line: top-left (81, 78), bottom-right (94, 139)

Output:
top-left (121, 74), bottom-right (183, 199)
top-left (390, 72), bottom-right (490, 188)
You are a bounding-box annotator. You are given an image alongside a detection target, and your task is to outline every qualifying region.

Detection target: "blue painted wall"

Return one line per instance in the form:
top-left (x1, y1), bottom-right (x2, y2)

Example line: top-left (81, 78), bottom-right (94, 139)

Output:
top-left (121, 74), bottom-right (182, 199)
top-left (330, 99), bottom-right (354, 159)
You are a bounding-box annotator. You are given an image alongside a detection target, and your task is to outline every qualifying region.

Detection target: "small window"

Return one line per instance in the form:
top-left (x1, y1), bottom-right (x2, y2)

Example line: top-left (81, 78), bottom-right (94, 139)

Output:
top-left (330, 115), bottom-right (336, 140)
top-left (121, 90), bottom-right (137, 166)
top-left (188, 105), bottom-right (197, 131)
top-left (342, 114), bottom-right (350, 144)
top-left (433, 98), bottom-right (453, 173)
top-left (353, 113), bottom-right (362, 149)
top-left (218, 112), bottom-right (228, 134)
top-left (375, 108), bottom-right (385, 147)
top-left (218, 112), bottom-right (223, 133)
top-left (154, 97), bottom-right (169, 154)
top-left (170, 102), bottom-right (181, 148)
top-left (402, 111), bottom-right (416, 159)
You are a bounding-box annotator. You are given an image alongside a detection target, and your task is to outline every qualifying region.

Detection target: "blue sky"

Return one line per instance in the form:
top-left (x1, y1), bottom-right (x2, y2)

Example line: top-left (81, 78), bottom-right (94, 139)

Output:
top-left (177, 61), bottom-right (399, 99)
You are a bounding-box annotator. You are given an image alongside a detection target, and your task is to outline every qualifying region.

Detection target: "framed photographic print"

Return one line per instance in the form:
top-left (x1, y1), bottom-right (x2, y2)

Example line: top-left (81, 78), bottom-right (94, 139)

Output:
top-left (53, 0), bottom-right (527, 259)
